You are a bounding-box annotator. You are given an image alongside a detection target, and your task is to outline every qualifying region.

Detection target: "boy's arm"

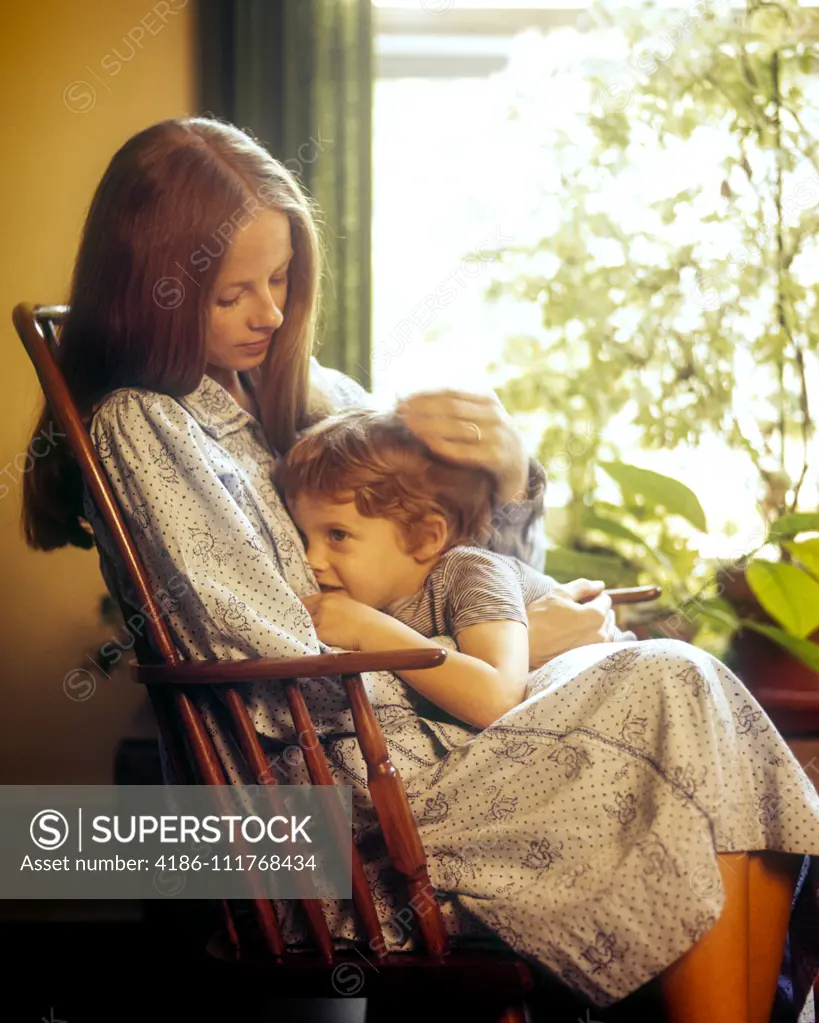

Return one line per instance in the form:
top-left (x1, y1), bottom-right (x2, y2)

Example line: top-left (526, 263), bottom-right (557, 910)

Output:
top-left (357, 612), bottom-right (529, 731)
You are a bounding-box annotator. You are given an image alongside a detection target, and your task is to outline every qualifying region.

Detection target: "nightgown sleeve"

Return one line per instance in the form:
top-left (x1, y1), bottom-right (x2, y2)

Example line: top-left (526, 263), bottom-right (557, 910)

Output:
top-left (89, 388), bottom-right (321, 671)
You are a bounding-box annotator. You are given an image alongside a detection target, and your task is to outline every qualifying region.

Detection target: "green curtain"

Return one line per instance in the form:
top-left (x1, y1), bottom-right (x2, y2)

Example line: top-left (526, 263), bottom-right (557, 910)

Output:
top-left (197, 0), bottom-right (373, 385)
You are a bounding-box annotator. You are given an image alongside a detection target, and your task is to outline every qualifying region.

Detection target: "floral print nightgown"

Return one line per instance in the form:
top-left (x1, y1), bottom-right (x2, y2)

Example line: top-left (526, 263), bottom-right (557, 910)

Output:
top-left (82, 365), bottom-right (819, 1014)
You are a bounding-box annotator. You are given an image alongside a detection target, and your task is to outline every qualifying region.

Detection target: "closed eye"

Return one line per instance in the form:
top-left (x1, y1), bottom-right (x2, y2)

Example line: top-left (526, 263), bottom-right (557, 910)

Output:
top-left (216, 273), bottom-right (288, 308)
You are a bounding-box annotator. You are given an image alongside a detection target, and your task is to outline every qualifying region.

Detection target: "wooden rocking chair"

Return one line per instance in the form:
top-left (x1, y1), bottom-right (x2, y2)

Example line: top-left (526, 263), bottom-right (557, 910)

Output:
top-left (13, 301), bottom-right (541, 1022)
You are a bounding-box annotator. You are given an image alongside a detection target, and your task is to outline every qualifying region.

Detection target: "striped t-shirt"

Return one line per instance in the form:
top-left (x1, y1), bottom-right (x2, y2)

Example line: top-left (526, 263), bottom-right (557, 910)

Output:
top-left (383, 544), bottom-right (553, 639)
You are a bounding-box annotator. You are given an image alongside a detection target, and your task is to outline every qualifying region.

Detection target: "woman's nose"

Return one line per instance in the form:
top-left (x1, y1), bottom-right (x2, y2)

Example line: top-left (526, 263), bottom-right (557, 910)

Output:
top-left (249, 294), bottom-right (284, 332)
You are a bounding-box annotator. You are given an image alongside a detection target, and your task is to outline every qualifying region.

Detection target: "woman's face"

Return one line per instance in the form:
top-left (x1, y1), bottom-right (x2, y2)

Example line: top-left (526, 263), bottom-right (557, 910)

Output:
top-left (205, 208), bottom-right (293, 373)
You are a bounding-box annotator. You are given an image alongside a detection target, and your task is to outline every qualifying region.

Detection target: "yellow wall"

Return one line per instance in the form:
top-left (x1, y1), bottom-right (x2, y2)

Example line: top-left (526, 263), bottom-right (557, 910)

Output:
top-left (0, 0), bottom-right (195, 782)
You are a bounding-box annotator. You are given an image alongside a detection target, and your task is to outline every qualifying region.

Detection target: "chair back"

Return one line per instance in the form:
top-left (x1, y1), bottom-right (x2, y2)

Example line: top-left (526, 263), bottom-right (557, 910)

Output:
top-left (17, 309), bottom-right (172, 650)
top-left (13, 304), bottom-right (193, 771)
top-left (12, 301), bottom-right (450, 965)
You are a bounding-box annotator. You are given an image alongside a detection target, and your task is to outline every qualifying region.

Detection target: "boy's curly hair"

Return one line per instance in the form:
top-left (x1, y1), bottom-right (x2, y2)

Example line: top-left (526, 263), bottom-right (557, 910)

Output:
top-left (275, 409), bottom-right (496, 554)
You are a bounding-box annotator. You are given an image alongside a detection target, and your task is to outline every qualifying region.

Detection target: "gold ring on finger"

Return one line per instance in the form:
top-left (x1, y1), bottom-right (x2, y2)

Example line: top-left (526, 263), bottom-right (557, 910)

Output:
top-left (468, 421), bottom-right (482, 442)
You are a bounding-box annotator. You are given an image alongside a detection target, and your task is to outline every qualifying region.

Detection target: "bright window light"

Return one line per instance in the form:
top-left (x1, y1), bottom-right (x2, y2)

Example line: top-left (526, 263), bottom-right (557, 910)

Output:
top-left (370, 2), bottom-right (818, 553)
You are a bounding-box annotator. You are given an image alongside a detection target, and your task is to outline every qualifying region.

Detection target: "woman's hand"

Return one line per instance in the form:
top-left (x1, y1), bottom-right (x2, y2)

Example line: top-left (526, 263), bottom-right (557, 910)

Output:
top-left (302, 592), bottom-right (379, 651)
top-left (525, 579), bottom-right (619, 669)
top-left (396, 389), bottom-right (529, 504)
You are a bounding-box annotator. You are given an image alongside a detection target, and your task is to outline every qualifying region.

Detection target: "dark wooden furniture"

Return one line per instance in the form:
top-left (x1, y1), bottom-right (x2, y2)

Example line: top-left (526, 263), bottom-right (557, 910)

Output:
top-left (13, 302), bottom-right (537, 1021)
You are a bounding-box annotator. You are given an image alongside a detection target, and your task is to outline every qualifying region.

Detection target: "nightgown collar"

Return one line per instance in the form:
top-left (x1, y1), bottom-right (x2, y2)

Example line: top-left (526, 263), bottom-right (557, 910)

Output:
top-left (178, 373), bottom-right (257, 440)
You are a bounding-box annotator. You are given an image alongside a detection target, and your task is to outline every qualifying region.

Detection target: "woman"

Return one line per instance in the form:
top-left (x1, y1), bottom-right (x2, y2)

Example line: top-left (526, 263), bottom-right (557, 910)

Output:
top-left (21, 117), bottom-right (819, 1022)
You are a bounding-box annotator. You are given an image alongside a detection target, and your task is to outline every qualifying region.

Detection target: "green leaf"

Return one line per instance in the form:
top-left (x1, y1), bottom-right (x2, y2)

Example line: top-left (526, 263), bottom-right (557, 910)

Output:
top-left (682, 596), bottom-right (740, 630)
top-left (599, 461), bottom-right (707, 531)
top-left (543, 546), bottom-right (639, 587)
top-left (767, 513), bottom-right (819, 542)
top-left (745, 561), bottom-right (819, 638)
top-left (741, 621), bottom-right (819, 673)
top-left (581, 509), bottom-right (648, 547)
top-left (784, 538), bottom-right (819, 582)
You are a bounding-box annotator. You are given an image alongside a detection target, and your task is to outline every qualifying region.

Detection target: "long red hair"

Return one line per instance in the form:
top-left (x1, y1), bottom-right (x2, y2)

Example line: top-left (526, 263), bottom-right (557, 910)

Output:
top-left (22, 116), bottom-right (330, 550)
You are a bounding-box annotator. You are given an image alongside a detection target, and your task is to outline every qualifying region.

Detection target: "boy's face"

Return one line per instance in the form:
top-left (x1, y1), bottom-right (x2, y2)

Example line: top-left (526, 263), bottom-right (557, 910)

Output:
top-left (290, 494), bottom-right (430, 608)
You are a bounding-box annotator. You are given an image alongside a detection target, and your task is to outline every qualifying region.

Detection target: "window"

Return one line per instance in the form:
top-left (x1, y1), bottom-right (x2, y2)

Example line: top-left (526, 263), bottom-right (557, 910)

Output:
top-left (371, 0), bottom-right (819, 552)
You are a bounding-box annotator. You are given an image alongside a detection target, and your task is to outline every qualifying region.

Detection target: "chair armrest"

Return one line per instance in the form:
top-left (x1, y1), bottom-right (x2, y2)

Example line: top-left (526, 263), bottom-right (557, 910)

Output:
top-left (132, 647), bottom-right (447, 685)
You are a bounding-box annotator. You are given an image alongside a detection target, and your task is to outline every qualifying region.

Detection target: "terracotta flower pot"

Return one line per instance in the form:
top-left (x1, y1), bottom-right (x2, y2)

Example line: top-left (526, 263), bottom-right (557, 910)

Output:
top-left (717, 564), bottom-right (819, 735)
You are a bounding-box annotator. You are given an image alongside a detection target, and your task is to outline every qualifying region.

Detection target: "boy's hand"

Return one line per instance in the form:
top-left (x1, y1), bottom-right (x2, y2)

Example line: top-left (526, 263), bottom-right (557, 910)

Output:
top-left (301, 592), bottom-right (378, 651)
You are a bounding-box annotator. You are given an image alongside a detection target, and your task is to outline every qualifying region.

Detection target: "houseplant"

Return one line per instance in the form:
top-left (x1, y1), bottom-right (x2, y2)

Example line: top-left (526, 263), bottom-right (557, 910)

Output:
top-left (484, 0), bottom-right (818, 689)
top-left (544, 459), bottom-right (819, 692)
top-left (541, 459), bottom-right (719, 644)
top-left (490, 0), bottom-right (816, 527)
top-left (707, 513), bottom-right (819, 687)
